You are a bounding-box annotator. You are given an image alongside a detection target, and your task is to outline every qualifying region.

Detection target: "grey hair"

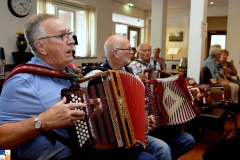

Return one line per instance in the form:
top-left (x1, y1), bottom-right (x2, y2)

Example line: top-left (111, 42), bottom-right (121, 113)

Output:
top-left (24, 14), bottom-right (58, 54)
top-left (153, 47), bottom-right (161, 54)
top-left (137, 43), bottom-right (151, 53)
top-left (209, 44), bottom-right (221, 58)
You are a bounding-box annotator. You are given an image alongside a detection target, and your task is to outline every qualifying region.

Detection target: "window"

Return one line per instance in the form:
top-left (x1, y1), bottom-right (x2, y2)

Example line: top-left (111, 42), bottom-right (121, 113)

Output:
top-left (39, 1), bottom-right (96, 57)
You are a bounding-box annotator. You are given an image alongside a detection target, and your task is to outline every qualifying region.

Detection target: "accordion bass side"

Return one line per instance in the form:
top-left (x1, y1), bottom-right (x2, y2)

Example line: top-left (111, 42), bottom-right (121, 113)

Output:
top-left (143, 73), bottom-right (199, 127)
top-left (61, 70), bottom-right (147, 150)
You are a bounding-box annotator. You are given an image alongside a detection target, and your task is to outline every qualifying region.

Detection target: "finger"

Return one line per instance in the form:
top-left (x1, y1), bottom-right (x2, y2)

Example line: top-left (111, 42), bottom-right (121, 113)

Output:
top-left (68, 102), bottom-right (86, 110)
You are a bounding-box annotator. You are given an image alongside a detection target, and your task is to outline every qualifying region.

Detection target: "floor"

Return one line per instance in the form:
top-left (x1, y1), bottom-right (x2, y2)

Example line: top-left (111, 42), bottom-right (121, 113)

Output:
top-left (178, 113), bottom-right (239, 160)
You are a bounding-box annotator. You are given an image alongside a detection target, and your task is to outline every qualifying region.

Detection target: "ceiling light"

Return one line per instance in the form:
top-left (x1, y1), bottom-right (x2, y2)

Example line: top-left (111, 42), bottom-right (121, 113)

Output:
top-left (127, 3), bottom-right (134, 9)
top-left (210, 2), bottom-right (214, 4)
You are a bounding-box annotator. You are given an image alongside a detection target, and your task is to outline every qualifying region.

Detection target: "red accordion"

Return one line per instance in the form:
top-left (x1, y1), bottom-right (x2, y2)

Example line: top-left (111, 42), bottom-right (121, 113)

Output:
top-left (61, 70), bottom-right (147, 150)
top-left (143, 73), bottom-right (199, 127)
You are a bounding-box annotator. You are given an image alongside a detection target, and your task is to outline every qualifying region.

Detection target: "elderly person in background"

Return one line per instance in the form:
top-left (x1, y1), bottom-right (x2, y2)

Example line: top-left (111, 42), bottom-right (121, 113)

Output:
top-left (130, 47), bottom-right (138, 61)
top-left (128, 43), bottom-right (161, 80)
top-left (129, 42), bottom-right (195, 160)
top-left (218, 49), bottom-right (239, 84)
top-left (217, 49), bottom-right (240, 101)
top-left (204, 44), bottom-right (239, 103)
top-left (151, 47), bottom-right (166, 70)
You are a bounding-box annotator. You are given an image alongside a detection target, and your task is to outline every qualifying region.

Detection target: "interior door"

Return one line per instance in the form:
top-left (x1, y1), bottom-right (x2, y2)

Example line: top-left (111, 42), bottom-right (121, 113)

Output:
top-left (207, 31), bottom-right (227, 57)
top-left (128, 26), bottom-right (140, 48)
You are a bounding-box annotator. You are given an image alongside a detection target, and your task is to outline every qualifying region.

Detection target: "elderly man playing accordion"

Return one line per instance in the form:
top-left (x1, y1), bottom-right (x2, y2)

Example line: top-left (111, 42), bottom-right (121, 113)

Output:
top-left (128, 43), bottom-right (195, 160)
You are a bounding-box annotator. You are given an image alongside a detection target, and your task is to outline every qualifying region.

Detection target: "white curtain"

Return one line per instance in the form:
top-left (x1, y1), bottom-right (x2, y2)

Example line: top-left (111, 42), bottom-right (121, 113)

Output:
top-left (84, 5), bottom-right (96, 57)
top-left (37, 0), bottom-right (52, 14)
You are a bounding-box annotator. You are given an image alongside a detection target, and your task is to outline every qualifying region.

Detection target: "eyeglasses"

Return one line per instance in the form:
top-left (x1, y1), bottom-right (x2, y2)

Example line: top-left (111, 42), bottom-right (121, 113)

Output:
top-left (116, 48), bottom-right (131, 52)
top-left (38, 32), bottom-right (73, 42)
top-left (141, 49), bottom-right (151, 53)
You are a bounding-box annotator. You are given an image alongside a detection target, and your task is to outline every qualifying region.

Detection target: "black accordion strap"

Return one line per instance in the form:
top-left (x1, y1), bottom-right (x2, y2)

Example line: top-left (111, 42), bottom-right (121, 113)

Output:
top-left (49, 130), bottom-right (73, 149)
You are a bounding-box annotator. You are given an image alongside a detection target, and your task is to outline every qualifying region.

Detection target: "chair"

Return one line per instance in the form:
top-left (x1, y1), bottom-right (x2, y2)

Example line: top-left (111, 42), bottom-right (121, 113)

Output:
top-left (81, 63), bottom-right (94, 67)
top-left (201, 66), bottom-right (237, 129)
top-left (185, 77), bottom-right (227, 136)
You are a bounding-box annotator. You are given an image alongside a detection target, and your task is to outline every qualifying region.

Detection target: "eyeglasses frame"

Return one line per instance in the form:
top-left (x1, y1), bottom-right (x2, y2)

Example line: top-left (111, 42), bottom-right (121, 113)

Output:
top-left (38, 32), bottom-right (73, 42)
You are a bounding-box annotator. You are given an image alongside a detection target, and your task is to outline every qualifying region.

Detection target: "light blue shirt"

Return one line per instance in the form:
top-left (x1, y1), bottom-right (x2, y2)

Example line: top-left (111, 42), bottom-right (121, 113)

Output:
top-left (0, 56), bottom-right (74, 159)
top-left (204, 57), bottom-right (220, 78)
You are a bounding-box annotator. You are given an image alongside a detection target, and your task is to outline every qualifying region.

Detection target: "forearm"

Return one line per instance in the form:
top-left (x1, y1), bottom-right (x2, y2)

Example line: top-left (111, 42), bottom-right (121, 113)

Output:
top-left (0, 116), bottom-right (40, 149)
top-left (232, 66), bottom-right (238, 75)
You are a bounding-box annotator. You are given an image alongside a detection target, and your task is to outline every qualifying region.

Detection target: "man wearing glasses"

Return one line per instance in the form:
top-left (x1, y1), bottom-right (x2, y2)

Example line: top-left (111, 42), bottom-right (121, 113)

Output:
top-left (0, 14), bottom-right (86, 159)
top-left (128, 43), bottom-right (195, 160)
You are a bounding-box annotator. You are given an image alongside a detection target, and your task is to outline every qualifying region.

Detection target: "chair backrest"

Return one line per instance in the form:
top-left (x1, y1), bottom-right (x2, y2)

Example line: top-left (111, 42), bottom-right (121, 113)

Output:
top-left (81, 63), bottom-right (94, 67)
top-left (201, 66), bottom-right (213, 84)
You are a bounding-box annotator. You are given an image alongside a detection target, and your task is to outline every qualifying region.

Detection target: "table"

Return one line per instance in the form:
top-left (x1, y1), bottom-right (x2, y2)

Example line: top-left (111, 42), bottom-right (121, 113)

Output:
top-left (165, 69), bottom-right (187, 77)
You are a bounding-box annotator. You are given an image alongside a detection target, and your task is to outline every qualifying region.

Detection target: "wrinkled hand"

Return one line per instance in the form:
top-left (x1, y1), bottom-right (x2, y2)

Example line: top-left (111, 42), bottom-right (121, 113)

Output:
top-left (230, 60), bottom-right (234, 66)
top-left (39, 97), bottom-right (86, 131)
top-left (138, 73), bottom-right (147, 81)
top-left (148, 115), bottom-right (156, 131)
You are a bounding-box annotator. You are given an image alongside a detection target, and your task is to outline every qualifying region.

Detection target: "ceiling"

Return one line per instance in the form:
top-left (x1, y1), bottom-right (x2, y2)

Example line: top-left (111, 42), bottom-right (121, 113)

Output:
top-left (113, 0), bottom-right (229, 26)
top-left (114, 0), bottom-right (229, 11)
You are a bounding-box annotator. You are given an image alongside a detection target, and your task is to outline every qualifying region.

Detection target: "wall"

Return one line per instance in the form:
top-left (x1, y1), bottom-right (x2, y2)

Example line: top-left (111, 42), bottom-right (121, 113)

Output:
top-left (0, 0), bottom-right (37, 65)
top-left (226, 0), bottom-right (240, 72)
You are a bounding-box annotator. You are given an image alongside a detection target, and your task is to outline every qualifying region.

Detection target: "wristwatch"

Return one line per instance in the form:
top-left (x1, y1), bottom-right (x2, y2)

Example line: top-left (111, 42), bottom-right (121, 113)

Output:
top-left (34, 115), bottom-right (43, 131)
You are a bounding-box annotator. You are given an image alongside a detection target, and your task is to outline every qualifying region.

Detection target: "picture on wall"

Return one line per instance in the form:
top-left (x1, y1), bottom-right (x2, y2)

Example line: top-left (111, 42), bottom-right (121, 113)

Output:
top-left (169, 31), bottom-right (183, 42)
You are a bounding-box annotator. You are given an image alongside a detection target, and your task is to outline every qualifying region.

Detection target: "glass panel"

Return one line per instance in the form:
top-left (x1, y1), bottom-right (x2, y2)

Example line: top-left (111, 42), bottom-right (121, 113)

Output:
top-left (75, 11), bottom-right (85, 56)
top-left (130, 30), bottom-right (138, 48)
top-left (58, 10), bottom-right (74, 32)
top-left (210, 35), bottom-right (226, 49)
top-left (116, 24), bottom-right (127, 37)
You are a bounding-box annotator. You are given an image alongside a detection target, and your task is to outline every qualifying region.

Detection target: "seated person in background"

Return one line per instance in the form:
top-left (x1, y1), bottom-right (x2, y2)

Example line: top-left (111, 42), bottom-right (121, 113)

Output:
top-left (130, 47), bottom-right (138, 61)
top-left (218, 49), bottom-right (240, 85)
top-left (128, 42), bottom-right (195, 160)
top-left (85, 35), bottom-right (161, 160)
top-left (204, 44), bottom-right (239, 103)
top-left (151, 47), bottom-right (166, 70)
top-left (128, 43), bottom-right (161, 80)
top-left (0, 14), bottom-right (87, 159)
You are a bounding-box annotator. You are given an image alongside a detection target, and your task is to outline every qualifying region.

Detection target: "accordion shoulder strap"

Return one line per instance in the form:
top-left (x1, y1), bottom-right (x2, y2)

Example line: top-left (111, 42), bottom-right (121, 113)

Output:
top-left (3, 63), bottom-right (79, 84)
top-left (135, 59), bottom-right (157, 69)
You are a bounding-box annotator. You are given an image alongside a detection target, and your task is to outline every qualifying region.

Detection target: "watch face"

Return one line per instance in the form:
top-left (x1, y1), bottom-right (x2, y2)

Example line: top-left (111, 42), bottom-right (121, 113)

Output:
top-left (8, 0), bottom-right (32, 18)
top-left (35, 121), bottom-right (42, 129)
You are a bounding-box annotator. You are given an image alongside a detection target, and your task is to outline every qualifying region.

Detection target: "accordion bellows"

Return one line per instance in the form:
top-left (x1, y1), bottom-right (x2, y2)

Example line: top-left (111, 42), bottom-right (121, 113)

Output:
top-left (61, 70), bottom-right (147, 150)
top-left (143, 73), bottom-right (199, 127)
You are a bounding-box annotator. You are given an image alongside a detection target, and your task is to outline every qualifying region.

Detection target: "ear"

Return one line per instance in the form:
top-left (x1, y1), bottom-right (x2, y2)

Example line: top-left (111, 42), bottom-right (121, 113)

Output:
top-left (113, 49), bottom-right (119, 59)
top-left (34, 40), bottom-right (47, 55)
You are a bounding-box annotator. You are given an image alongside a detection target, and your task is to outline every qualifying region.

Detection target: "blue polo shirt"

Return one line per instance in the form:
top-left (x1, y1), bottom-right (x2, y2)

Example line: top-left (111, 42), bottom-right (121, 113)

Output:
top-left (0, 56), bottom-right (74, 159)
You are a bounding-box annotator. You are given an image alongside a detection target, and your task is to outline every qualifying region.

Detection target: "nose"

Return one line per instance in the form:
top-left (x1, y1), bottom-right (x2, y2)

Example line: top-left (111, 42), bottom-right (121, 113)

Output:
top-left (67, 36), bottom-right (75, 45)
